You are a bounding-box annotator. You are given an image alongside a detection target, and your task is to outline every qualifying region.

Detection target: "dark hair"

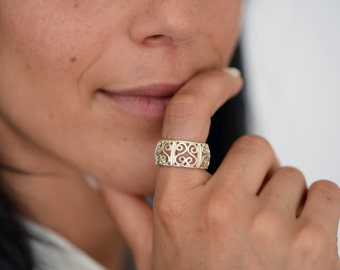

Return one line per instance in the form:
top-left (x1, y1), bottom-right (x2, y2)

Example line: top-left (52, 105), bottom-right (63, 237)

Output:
top-left (0, 178), bottom-right (34, 270)
top-left (207, 44), bottom-right (247, 173)
top-left (0, 45), bottom-right (246, 269)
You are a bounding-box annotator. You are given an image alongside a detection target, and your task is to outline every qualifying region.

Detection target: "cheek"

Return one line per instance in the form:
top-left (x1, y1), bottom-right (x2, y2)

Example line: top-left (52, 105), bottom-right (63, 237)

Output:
top-left (0, 3), bottom-right (105, 165)
top-left (0, 1), bottom-right (124, 84)
top-left (0, 1), bottom-right (117, 135)
top-left (204, 0), bottom-right (242, 63)
top-left (0, 2), bottom-right (161, 194)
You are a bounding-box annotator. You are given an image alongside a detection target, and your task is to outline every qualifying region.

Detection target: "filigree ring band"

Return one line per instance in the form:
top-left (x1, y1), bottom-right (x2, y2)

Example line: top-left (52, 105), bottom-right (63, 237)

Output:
top-left (155, 139), bottom-right (210, 170)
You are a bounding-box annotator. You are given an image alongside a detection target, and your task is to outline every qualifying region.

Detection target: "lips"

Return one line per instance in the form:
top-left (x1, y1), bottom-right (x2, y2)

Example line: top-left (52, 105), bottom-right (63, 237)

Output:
top-left (98, 83), bottom-right (183, 120)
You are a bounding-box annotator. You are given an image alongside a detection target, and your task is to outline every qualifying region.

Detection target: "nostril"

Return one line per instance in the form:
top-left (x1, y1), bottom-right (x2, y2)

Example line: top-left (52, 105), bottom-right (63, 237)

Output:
top-left (141, 34), bottom-right (173, 46)
top-left (149, 34), bottom-right (164, 40)
top-left (130, 0), bottom-right (204, 46)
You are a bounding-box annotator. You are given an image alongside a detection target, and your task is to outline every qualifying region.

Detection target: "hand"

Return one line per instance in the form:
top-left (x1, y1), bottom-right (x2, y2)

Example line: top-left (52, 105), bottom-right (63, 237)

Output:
top-left (103, 69), bottom-right (340, 270)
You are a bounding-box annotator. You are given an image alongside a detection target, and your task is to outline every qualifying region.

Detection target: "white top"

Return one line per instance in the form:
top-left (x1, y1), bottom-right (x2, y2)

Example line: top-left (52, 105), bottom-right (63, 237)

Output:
top-left (23, 219), bottom-right (106, 270)
top-left (242, 0), bottom-right (340, 253)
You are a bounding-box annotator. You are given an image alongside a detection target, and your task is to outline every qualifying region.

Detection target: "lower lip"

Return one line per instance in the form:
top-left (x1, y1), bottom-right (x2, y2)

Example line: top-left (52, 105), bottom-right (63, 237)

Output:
top-left (98, 90), bottom-right (171, 120)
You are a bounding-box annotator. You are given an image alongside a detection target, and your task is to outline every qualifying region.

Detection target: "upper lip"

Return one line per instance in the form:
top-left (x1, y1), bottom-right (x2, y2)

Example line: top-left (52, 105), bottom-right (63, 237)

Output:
top-left (99, 83), bottom-right (185, 98)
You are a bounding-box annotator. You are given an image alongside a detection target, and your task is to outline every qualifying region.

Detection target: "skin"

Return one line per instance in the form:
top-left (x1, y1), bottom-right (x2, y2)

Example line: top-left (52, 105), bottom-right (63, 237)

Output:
top-left (0, 0), bottom-right (241, 268)
top-left (0, 0), bottom-right (240, 193)
top-left (0, 1), bottom-right (339, 270)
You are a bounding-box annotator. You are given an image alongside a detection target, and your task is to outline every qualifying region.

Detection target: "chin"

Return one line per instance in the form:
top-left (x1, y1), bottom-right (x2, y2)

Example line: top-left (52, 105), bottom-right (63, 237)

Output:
top-left (90, 162), bottom-right (158, 196)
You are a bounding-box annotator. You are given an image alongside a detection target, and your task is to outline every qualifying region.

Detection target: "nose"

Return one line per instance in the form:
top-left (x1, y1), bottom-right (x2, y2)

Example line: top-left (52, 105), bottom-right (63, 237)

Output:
top-left (129, 0), bottom-right (204, 46)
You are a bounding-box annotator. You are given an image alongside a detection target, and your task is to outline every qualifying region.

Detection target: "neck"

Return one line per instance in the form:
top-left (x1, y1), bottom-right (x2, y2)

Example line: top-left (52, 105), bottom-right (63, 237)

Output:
top-left (2, 169), bottom-right (127, 269)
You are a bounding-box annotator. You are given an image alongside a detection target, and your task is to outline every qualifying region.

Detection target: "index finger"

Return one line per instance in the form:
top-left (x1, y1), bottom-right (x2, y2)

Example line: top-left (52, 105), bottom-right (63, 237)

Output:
top-left (156, 68), bottom-right (242, 195)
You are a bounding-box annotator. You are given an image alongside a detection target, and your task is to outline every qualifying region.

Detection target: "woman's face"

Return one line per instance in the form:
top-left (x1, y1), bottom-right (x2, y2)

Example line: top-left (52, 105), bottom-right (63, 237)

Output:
top-left (0, 1), bottom-right (242, 194)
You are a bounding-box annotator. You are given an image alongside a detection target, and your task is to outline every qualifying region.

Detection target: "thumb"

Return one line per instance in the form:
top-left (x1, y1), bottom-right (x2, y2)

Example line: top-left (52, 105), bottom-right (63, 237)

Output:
top-left (101, 187), bottom-right (153, 270)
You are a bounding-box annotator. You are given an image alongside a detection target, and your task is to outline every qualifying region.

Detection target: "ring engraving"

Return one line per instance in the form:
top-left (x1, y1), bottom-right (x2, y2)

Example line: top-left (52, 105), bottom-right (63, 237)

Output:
top-left (155, 140), bottom-right (210, 170)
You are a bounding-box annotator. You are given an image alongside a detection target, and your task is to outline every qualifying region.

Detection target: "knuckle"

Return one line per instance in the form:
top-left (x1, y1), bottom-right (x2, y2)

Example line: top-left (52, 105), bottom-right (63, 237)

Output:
top-left (310, 180), bottom-right (339, 195)
top-left (310, 180), bottom-right (340, 208)
top-left (203, 193), bottom-right (238, 230)
top-left (250, 209), bottom-right (283, 244)
top-left (235, 135), bottom-right (275, 157)
top-left (154, 195), bottom-right (185, 227)
top-left (271, 167), bottom-right (307, 193)
top-left (278, 166), bottom-right (306, 181)
top-left (293, 222), bottom-right (327, 259)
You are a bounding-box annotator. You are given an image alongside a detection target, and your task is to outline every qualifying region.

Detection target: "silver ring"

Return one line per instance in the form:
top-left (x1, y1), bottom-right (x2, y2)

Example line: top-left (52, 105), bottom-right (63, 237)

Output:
top-left (155, 139), bottom-right (210, 170)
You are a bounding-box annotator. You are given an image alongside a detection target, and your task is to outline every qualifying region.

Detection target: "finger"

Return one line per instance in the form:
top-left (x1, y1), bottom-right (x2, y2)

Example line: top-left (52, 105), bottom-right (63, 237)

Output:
top-left (162, 68), bottom-right (241, 141)
top-left (299, 180), bottom-right (340, 236)
top-left (213, 135), bottom-right (280, 194)
top-left (259, 167), bottom-right (307, 218)
top-left (101, 187), bottom-right (153, 270)
top-left (156, 68), bottom-right (243, 195)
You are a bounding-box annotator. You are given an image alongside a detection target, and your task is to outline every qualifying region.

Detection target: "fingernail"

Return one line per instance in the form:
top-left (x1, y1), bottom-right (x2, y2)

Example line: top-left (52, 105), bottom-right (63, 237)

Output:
top-left (224, 67), bottom-right (241, 78)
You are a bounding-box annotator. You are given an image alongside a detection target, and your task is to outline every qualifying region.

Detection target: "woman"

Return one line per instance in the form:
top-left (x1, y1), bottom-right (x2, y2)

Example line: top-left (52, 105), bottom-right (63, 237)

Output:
top-left (0, 1), bottom-right (339, 269)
